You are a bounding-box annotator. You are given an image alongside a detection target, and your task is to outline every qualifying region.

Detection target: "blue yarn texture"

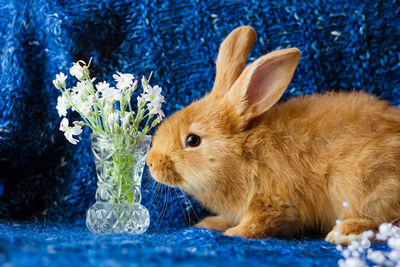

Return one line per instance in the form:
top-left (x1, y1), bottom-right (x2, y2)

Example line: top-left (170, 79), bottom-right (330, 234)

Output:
top-left (0, 0), bottom-right (399, 266)
top-left (0, 221), bottom-right (346, 267)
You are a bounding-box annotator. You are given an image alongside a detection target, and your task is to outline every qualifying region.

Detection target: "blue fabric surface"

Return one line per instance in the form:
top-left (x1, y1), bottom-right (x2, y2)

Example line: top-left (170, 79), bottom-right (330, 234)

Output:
top-left (0, 0), bottom-right (399, 266)
top-left (0, 221), bottom-right (343, 267)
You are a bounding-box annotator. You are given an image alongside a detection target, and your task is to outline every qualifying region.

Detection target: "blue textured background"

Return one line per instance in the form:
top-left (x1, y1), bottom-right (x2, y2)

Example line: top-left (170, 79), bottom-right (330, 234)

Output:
top-left (0, 0), bottom-right (399, 266)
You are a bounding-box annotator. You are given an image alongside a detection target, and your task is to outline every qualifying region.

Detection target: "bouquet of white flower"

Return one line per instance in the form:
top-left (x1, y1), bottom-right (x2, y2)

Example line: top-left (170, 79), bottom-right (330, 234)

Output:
top-left (53, 59), bottom-right (165, 233)
top-left (53, 59), bottom-right (165, 144)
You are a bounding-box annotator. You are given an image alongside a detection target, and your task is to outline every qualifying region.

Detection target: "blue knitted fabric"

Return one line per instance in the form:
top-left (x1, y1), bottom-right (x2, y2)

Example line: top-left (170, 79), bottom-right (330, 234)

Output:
top-left (0, 221), bottom-right (347, 267)
top-left (0, 0), bottom-right (399, 266)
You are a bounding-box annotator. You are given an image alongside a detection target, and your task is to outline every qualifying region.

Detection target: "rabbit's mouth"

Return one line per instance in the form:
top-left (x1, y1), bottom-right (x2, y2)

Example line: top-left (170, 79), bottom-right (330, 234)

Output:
top-left (148, 168), bottom-right (182, 187)
top-left (146, 153), bottom-right (183, 187)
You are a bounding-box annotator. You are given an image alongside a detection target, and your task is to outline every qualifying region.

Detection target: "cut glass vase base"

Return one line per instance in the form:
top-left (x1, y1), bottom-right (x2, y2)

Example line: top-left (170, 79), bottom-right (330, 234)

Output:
top-left (86, 202), bottom-right (150, 234)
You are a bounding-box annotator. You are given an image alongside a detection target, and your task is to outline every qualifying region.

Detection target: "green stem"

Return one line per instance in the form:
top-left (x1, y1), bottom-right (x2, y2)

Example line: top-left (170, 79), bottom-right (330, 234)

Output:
top-left (105, 135), bottom-right (139, 204)
top-left (87, 78), bottom-right (104, 133)
top-left (141, 114), bottom-right (153, 136)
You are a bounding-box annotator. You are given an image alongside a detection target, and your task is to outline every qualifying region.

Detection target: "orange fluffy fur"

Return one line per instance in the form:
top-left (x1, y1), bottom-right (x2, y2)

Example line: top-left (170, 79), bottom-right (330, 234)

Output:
top-left (146, 26), bottom-right (400, 244)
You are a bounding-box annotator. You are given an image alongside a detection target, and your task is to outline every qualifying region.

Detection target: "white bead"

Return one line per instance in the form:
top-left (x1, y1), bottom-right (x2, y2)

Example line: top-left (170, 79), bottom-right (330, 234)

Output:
top-left (351, 251), bottom-right (360, 258)
top-left (360, 239), bottom-right (371, 249)
top-left (367, 251), bottom-right (385, 264)
top-left (389, 250), bottom-right (400, 262)
top-left (350, 240), bottom-right (360, 249)
top-left (388, 237), bottom-right (400, 250)
top-left (361, 230), bottom-right (374, 240)
top-left (343, 250), bottom-right (351, 258)
top-left (344, 257), bottom-right (365, 267)
top-left (379, 223), bottom-right (392, 237)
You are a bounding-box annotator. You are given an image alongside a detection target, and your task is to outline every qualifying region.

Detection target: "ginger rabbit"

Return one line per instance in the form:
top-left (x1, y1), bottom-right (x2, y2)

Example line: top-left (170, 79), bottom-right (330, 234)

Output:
top-left (146, 26), bottom-right (400, 244)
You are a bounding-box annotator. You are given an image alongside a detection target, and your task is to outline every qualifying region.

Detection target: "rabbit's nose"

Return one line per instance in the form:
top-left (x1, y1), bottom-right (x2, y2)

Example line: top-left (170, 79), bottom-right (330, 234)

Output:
top-left (146, 158), bottom-right (153, 168)
top-left (146, 152), bottom-right (154, 167)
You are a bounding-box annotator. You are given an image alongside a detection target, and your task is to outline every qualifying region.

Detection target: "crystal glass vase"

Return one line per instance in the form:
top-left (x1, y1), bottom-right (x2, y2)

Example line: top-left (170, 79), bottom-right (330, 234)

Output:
top-left (86, 134), bottom-right (151, 234)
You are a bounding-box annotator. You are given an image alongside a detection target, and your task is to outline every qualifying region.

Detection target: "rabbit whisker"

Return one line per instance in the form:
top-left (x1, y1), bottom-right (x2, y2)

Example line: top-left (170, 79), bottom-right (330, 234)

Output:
top-left (173, 187), bottom-right (190, 226)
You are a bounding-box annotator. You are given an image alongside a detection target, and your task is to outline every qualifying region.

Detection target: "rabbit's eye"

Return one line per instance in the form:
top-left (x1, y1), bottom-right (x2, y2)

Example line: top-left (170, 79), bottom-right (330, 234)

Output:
top-left (186, 134), bottom-right (201, 147)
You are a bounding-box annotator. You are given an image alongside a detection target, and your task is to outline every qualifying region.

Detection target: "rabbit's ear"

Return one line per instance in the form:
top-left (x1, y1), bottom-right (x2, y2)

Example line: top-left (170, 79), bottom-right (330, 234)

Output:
top-left (228, 48), bottom-right (301, 123)
top-left (211, 26), bottom-right (257, 98)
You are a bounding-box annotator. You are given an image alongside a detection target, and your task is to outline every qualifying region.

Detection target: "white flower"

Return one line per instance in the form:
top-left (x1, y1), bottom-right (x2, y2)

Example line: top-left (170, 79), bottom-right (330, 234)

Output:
top-left (69, 81), bottom-right (92, 112)
top-left (146, 85), bottom-right (163, 100)
top-left (141, 75), bottom-right (149, 89)
top-left (79, 100), bottom-right (93, 118)
top-left (148, 100), bottom-right (165, 117)
top-left (121, 112), bottom-right (132, 128)
top-left (113, 72), bottom-right (134, 90)
top-left (69, 60), bottom-right (93, 81)
top-left (75, 81), bottom-right (90, 94)
top-left (103, 100), bottom-right (113, 114)
top-left (70, 92), bottom-right (82, 112)
top-left (56, 95), bottom-right (68, 117)
top-left (151, 116), bottom-right (162, 128)
top-left (127, 80), bottom-right (138, 94)
top-left (146, 85), bottom-right (165, 117)
top-left (136, 83), bottom-right (165, 117)
top-left (53, 72), bottom-right (68, 89)
top-left (80, 95), bottom-right (95, 117)
top-left (80, 105), bottom-right (91, 117)
top-left (70, 62), bottom-right (84, 80)
top-left (137, 94), bottom-right (146, 106)
top-left (70, 92), bottom-right (94, 118)
top-left (96, 81), bottom-right (110, 92)
top-left (87, 94), bottom-right (95, 104)
top-left (70, 92), bottom-right (84, 111)
top-left (101, 85), bottom-right (121, 102)
top-left (59, 118), bottom-right (82, 145)
top-left (108, 111), bottom-right (120, 127)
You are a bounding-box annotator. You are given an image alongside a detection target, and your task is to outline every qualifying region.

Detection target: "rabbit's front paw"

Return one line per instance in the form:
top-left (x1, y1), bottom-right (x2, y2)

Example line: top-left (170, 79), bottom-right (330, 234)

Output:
top-left (325, 218), bottom-right (378, 245)
top-left (325, 231), bottom-right (360, 245)
top-left (194, 216), bottom-right (231, 231)
top-left (224, 224), bottom-right (267, 239)
top-left (224, 226), bottom-right (248, 238)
